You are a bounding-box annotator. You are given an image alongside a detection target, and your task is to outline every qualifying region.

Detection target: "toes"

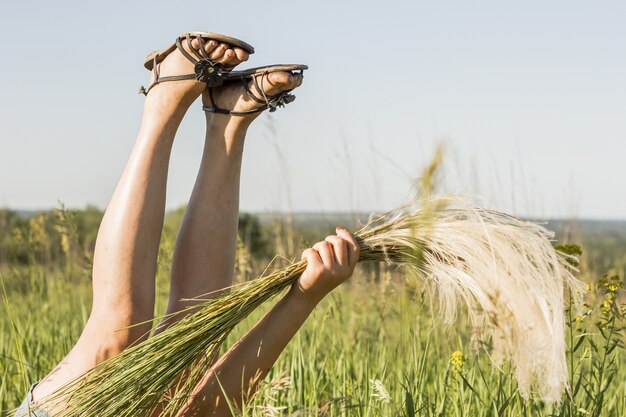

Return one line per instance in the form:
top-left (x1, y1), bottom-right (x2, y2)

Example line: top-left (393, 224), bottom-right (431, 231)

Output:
top-left (203, 40), bottom-right (219, 55)
top-left (219, 49), bottom-right (236, 64)
top-left (222, 47), bottom-right (249, 66)
top-left (252, 71), bottom-right (303, 97)
top-left (189, 38), bottom-right (218, 57)
top-left (267, 72), bottom-right (294, 88)
top-left (233, 48), bottom-right (250, 63)
top-left (266, 72), bottom-right (303, 91)
top-left (182, 39), bottom-right (246, 66)
top-left (209, 43), bottom-right (229, 60)
top-left (292, 73), bottom-right (304, 88)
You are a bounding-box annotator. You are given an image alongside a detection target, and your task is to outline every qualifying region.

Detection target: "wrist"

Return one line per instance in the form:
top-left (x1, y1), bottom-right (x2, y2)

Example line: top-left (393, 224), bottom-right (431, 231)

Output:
top-left (286, 283), bottom-right (324, 310)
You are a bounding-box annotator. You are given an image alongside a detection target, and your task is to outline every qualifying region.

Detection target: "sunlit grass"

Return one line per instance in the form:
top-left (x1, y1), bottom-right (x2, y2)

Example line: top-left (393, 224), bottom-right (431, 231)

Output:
top-left (2, 216), bottom-right (625, 416)
top-left (2, 263), bottom-right (624, 416)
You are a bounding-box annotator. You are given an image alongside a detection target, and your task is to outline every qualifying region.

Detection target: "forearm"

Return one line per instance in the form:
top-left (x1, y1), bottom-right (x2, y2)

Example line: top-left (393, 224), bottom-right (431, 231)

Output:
top-left (174, 226), bottom-right (360, 417)
top-left (176, 285), bottom-right (320, 416)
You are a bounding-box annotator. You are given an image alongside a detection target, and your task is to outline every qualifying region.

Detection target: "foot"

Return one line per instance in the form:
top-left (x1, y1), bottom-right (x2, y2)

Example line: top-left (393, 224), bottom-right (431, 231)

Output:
top-left (202, 71), bottom-right (304, 121)
top-left (146, 38), bottom-right (251, 101)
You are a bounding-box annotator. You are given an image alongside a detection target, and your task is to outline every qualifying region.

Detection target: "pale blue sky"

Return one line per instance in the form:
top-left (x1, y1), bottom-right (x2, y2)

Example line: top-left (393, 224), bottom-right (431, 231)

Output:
top-left (0, 1), bottom-right (624, 219)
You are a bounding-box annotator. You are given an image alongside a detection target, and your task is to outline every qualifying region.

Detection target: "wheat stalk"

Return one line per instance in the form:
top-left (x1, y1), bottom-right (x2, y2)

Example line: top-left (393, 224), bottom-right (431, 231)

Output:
top-left (41, 194), bottom-right (581, 415)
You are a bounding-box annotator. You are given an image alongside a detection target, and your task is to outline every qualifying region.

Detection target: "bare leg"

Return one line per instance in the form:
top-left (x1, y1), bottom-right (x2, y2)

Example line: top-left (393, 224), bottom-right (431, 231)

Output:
top-left (164, 115), bottom-right (248, 316)
top-left (33, 38), bottom-right (250, 405)
top-left (146, 74), bottom-right (303, 417)
top-left (175, 230), bottom-right (360, 417)
top-left (158, 71), bottom-right (304, 324)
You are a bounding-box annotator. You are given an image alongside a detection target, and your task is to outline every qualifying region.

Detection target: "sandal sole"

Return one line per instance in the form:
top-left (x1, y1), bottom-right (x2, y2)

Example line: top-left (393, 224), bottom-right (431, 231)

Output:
top-left (226, 64), bottom-right (309, 80)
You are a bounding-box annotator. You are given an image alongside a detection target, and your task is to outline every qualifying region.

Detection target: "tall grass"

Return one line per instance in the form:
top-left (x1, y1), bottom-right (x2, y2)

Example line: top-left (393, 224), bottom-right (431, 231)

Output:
top-left (2, 265), bottom-right (624, 416)
top-left (1, 165), bottom-right (624, 417)
top-left (23, 185), bottom-right (582, 417)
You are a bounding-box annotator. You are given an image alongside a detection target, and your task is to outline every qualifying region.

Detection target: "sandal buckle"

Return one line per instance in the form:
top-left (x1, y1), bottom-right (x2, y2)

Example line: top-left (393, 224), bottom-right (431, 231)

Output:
top-left (195, 59), bottom-right (227, 87)
top-left (268, 93), bottom-right (296, 112)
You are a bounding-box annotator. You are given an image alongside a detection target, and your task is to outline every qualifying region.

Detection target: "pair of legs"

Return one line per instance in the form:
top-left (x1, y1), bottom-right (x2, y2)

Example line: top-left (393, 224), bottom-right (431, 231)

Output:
top-left (33, 37), bottom-right (303, 412)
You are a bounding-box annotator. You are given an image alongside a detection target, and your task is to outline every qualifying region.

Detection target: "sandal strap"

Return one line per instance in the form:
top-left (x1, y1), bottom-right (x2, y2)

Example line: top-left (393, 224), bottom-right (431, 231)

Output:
top-left (139, 58), bottom-right (198, 95)
top-left (201, 74), bottom-right (297, 116)
top-left (175, 36), bottom-right (200, 65)
top-left (185, 34), bottom-right (206, 61)
top-left (139, 74), bottom-right (198, 95)
top-left (243, 77), bottom-right (269, 105)
top-left (202, 86), bottom-right (266, 116)
top-left (195, 37), bottom-right (210, 60)
top-left (243, 75), bottom-right (296, 113)
top-left (140, 34), bottom-right (233, 95)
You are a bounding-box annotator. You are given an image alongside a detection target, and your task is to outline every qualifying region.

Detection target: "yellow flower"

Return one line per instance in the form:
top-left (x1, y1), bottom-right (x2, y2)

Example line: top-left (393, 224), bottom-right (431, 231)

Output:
top-left (450, 351), bottom-right (464, 372)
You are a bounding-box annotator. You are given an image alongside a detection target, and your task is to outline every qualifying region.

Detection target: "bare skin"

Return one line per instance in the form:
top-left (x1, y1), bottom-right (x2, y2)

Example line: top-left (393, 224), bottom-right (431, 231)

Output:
top-left (31, 35), bottom-right (357, 417)
top-left (174, 229), bottom-right (359, 416)
top-left (159, 67), bottom-right (304, 328)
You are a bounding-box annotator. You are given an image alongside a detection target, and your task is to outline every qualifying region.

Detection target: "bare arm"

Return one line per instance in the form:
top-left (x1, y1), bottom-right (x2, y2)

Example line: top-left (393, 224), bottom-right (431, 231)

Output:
top-left (175, 227), bottom-right (360, 416)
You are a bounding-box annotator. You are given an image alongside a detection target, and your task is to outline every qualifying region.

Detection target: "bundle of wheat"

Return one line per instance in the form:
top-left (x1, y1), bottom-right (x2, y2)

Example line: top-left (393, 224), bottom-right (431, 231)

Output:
top-left (43, 193), bottom-right (581, 416)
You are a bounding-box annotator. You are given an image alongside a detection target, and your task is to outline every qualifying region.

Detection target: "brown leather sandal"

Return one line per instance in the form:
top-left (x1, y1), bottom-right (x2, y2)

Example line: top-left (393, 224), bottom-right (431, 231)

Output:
top-left (202, 64), bottom-right (308, 116)
top-left (139, 32), bottom-right (255, 95)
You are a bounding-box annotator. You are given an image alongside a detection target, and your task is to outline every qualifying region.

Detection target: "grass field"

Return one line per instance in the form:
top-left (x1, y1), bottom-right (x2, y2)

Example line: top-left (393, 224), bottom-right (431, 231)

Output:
top-left (1, 209), bottom-right (625, 416)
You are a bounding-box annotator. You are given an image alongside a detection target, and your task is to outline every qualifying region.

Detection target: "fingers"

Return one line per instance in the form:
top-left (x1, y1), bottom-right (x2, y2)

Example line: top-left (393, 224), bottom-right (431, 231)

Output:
top-left (308, 228), bottom-right (359, 271)
top-left (297, 229), bottom-right (359, 300)
top-left (301, 247), bottom-right (322, 266)
top-left (312, 241), bottom-right (334, 268)
top-left (301, 228), bottom-right (359, 275)
top-left (336, 227), bottom-right (360, 269)
top-left (325, 235), bottom-right (348, 268)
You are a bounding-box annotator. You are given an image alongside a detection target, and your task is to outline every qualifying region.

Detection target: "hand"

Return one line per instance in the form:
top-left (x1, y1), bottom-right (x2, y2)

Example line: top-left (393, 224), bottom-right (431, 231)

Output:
top-left (294, 227), bottom-right (360, 304)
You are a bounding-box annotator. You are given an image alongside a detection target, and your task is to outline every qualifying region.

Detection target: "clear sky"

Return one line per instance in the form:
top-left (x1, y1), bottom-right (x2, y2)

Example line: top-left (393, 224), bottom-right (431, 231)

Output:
top-left (1, 0), bottom-right (624, 219)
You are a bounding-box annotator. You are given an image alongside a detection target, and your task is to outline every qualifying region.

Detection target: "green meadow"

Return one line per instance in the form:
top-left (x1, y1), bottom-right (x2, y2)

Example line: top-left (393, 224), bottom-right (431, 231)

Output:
top-left (1, 208), bottom-right (625, 416)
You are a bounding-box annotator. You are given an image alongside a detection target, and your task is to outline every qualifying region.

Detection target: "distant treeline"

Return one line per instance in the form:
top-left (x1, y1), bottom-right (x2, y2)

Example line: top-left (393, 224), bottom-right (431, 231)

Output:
top-left (0, 207), bottom-right (271, 270)
top-left (1, 207), bottom-right (625, 278)
top-left (0, 207), bottom-right (102, 267)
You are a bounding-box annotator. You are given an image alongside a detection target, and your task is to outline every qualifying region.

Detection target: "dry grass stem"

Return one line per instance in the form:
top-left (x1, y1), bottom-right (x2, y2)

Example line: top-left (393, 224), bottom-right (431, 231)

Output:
top-left (41, 193), bottom-right (581, 416)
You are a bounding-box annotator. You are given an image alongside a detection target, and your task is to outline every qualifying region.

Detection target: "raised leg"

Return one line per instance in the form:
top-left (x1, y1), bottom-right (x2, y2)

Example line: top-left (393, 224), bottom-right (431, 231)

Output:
top-left (33, 38), bottom-right (250, 406)
top-left (163, 115), bottom-right (248, 317)
top-left (157, 71), bottom-right (304, 327)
